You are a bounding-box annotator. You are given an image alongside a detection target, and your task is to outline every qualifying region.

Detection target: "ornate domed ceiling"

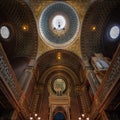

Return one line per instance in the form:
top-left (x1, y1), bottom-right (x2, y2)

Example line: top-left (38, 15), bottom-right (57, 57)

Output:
top-left (39, 2), bottom-right (80, 48)
top-left (28, 0), bottom-right (90, 57)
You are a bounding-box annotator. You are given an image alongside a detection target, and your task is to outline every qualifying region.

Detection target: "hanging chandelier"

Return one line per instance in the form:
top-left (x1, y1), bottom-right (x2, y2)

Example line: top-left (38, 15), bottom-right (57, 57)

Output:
top-left (78, 114), bottom-right (90, 120)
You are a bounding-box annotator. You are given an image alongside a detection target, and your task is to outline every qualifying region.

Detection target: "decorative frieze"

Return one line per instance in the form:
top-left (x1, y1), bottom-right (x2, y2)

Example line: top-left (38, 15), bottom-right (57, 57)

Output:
top-left (0, 44), bottom-right (30, 119)
top-left (0, 44), bottom-right (22, 100)
top-left (98, 45), bottom-right (120, 102)
top-left (89, 45), bottom-right (120, 119)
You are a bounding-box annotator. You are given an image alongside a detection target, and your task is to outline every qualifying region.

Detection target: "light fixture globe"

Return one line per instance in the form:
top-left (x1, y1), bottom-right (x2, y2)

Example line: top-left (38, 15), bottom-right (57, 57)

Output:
top-left (39, 2), bottom-right (80, 48)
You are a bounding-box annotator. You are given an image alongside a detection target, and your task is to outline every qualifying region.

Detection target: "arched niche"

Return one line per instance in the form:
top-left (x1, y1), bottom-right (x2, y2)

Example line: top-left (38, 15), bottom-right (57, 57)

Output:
top-left (52, 107), bottom-right (67, 120)
top-left (53, 112), bottom-right (66, 120)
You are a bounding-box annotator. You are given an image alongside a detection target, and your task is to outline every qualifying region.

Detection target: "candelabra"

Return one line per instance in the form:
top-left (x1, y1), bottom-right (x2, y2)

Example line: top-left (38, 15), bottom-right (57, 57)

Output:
top-left (30, 113), bottom-right (41, 120)
top-left (78, 114), bottom-right (90, 120)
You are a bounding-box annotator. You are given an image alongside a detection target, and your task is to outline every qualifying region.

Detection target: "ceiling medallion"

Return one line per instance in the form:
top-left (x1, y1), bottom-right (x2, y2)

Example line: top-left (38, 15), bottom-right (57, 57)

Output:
top-left (39, 2), bottom-right (80, 48)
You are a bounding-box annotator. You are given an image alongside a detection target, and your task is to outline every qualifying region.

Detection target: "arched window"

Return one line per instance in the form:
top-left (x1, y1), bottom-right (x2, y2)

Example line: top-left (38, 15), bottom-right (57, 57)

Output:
top-left (53, 112), bottom-right (66, 120)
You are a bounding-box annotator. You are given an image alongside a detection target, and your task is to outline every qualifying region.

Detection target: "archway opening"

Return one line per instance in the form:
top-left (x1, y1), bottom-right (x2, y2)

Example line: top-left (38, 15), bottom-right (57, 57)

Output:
top-left (53, 112), bottom-right (66, 120)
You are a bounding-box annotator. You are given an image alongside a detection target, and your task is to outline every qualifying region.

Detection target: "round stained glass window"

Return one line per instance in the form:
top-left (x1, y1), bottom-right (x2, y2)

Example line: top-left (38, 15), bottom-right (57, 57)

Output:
top-left (109, 25), bottom-right (120, 39)
top-left (52, 78), bottom-right (66, 95)
top-left (0, 26), bottom-right (10, 39)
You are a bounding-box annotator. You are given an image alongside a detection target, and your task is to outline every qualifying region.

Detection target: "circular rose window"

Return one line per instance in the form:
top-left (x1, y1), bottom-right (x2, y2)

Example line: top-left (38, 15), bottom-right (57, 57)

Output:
top-left (52, 78), bottom-right (66, 96)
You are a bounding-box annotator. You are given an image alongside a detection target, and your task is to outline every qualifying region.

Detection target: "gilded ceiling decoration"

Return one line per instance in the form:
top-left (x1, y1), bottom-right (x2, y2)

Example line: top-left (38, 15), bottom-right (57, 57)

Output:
top-left (37, 49), bottom-right (82, 85)
top-left (28, 0), bottom-right (91, 58)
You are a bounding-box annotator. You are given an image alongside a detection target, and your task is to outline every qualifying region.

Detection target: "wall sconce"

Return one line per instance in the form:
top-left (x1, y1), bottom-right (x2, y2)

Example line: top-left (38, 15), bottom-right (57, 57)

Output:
top-left (91, 25), bottom-right (96, 31)
top-left (57, 52), bottom-right (62, 60)
top-left (22, 24), bottom-right (29, 31)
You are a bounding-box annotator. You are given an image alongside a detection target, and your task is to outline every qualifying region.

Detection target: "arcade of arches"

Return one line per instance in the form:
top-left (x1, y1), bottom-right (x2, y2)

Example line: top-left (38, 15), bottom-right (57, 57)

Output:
top-left (0, 0), bottom-right (120, 120)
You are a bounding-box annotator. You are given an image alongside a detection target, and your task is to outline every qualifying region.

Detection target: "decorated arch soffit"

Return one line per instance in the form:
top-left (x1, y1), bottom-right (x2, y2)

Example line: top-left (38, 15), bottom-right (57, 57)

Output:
top-left (36, 49), bottom-right (83, 85)
top-left (38, 66), bottom-right (79, 85)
